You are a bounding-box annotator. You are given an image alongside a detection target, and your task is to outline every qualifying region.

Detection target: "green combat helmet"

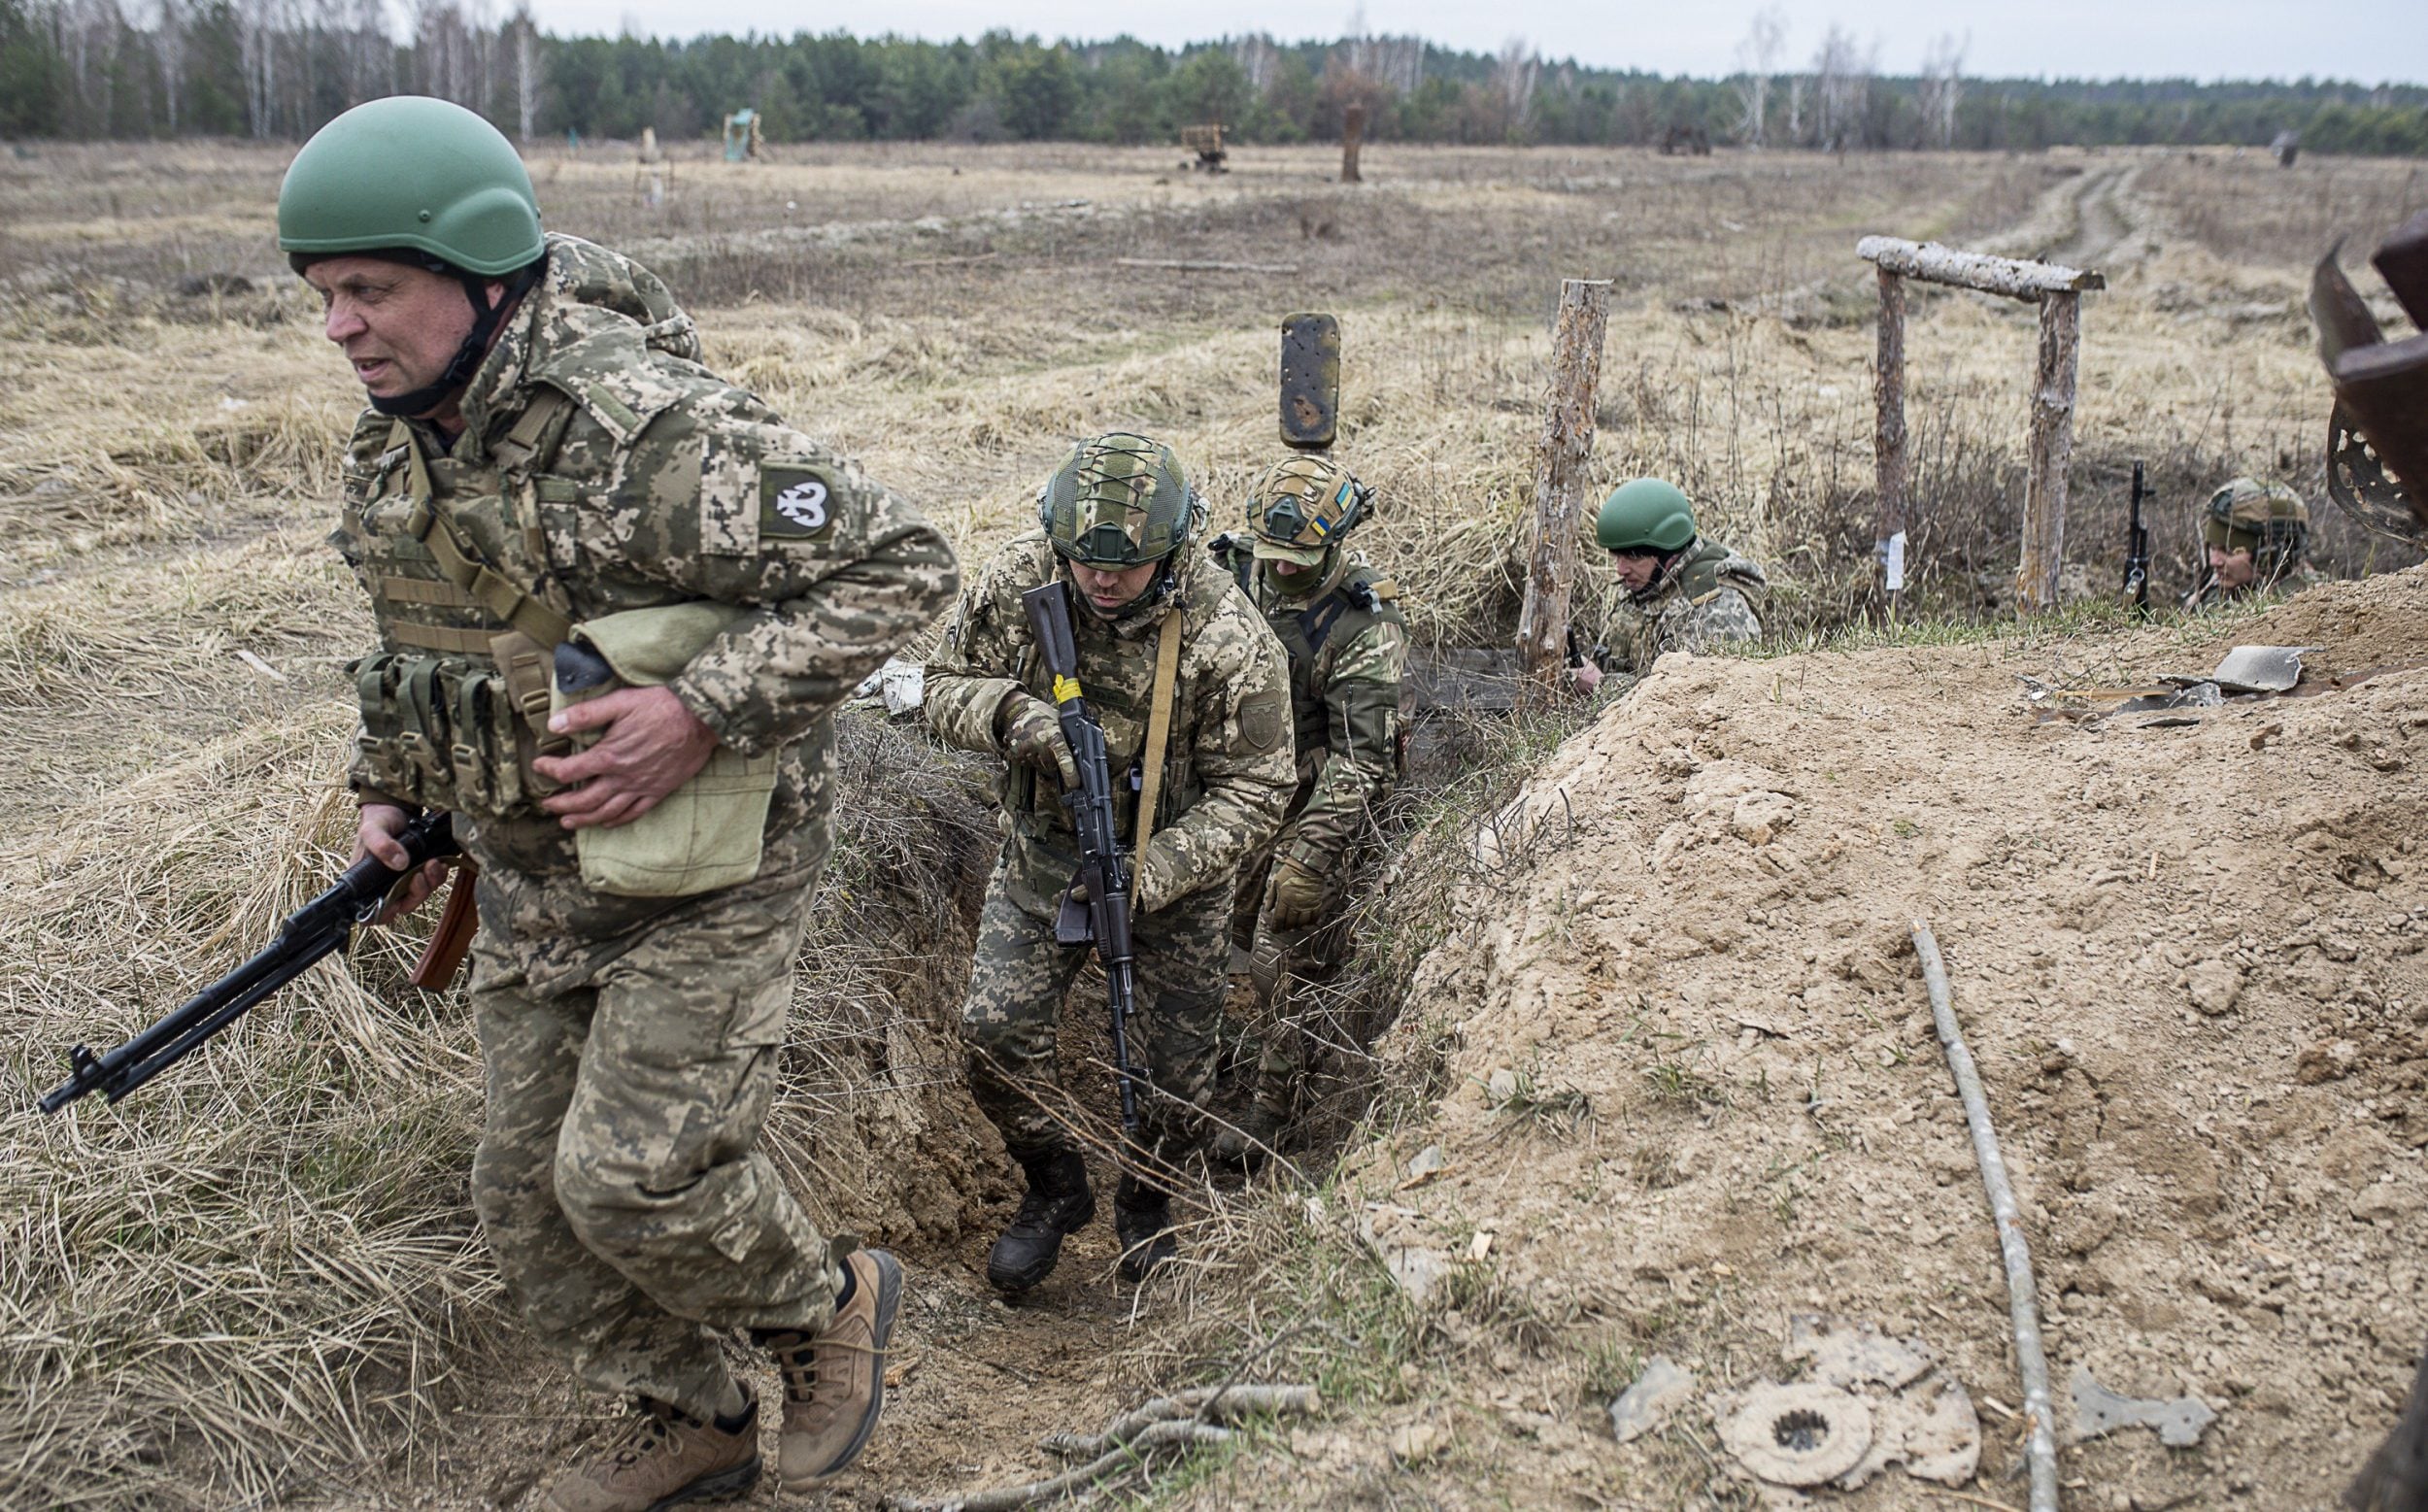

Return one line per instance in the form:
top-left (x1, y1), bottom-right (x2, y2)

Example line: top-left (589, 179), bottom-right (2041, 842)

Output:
top-left (2202, 478), bottom-right (2310, 576)
top-left (1595, 478), bottom-right (1699, 554)
top-left (1038, 433), bottom-right (1199, 566)
top-left (1247, 454), bottom-right (1370, 567)
top-left (278, 95), bottom-right (548, 417)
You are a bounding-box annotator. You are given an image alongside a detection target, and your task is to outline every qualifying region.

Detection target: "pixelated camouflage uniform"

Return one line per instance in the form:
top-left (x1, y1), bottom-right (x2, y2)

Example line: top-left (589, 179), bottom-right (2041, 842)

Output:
top-left (1589, 537), bottom-right (1768, 695)
top-left (330, 232), bottom-right (958, 1421)
top-left (1209, 538), bottom-right (1407, 1123)
top-left (922, 530), bottom-right (1294, 1174)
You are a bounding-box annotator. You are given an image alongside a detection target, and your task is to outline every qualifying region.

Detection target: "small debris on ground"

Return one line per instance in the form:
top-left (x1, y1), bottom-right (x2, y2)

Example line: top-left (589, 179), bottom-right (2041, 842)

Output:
top-left (2070, 1363), bottom-right (2219, 1448)
top-left (1608, 1355), bottom-right (1696, 1443)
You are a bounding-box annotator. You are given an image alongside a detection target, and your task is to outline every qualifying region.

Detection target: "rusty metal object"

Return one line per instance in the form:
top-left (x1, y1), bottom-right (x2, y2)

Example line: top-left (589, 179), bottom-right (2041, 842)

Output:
top-left (1278, 312), bottom-right (1341, 450)
top-left (2311, 223), bottom-right (2428, 537)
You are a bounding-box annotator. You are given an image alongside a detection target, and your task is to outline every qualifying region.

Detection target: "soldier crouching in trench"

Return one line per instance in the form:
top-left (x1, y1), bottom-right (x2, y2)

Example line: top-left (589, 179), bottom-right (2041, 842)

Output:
top-left (923, 433), bottom-right (1294, 1294)
top-left (1571, 478), bottom-right (1769, 698)
top-left (282, 97), bottom-right (958, 1509)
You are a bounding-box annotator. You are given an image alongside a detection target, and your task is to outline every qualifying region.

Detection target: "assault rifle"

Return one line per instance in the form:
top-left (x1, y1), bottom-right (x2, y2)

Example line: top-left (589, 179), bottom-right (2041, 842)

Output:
top-left (1018, 582), bottom-right (1143, 1137)
top-left (39, 810), bottom-right (462, 1113)
top-left (2123, 460), bottom-right (2153, 618)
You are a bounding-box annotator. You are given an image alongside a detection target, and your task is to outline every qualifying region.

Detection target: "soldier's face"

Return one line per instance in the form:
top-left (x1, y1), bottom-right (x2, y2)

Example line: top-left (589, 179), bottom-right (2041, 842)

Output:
top-left (2209, 544), bottom-right (2256, 590)
top-left (1068, 558), bottom-right (1162, 616)
top-left (1610, 549), bottom-right (1662, 591)
top-left (303, 257), bottom-right (484, 405)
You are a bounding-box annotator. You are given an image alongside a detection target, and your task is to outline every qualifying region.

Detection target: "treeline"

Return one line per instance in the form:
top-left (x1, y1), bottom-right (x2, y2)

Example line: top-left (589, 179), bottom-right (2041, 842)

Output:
top-left (5, 0), bottom-right (2425, 156)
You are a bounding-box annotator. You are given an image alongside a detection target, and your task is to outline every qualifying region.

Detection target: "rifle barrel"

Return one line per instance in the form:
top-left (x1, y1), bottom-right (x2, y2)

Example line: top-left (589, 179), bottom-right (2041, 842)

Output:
top-left (38, 811), bottom-right (458, 1113)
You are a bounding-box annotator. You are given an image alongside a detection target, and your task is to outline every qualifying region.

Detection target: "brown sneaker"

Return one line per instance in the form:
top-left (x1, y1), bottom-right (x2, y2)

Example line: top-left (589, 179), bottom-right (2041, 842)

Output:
top-left (537, 1393), bottom-right (759, 1512)
top-left (765, 1247), bottom-right (904, 1490)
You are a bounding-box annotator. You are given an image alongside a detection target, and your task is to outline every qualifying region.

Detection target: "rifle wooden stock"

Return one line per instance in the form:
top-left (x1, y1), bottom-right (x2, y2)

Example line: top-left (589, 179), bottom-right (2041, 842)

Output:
top-left (408, 861), bottom-right (479, 991)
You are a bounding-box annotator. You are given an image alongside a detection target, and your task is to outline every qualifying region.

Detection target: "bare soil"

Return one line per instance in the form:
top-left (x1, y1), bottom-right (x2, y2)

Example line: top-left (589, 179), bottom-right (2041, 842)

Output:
top-left (1181, 569), bottom-right (2428, 1510)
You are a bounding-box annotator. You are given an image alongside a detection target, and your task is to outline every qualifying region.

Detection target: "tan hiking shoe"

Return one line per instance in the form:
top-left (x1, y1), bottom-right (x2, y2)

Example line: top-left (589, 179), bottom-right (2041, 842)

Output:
top-left (765, 1247), bottom-right (904, 1489)
top-left (537, 1393), bottom-right (759, 1512)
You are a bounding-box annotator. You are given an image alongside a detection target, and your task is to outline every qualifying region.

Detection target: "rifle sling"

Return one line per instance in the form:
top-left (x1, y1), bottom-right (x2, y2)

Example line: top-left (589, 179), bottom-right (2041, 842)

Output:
top-left (1130, 609), bottom-right (1182, 903)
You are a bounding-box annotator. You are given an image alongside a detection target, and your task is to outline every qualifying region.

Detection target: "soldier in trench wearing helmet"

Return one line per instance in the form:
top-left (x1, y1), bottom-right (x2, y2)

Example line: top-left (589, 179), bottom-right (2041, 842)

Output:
top-left (2181, 477), bottom-right (2311, 611)
top-left (1571, 478), bottom-right (1770, 698)
top-left (281, 95), bottom-right (958, 1511)
top-left (922, 433), bottom-right (1294, 1293)
top-left (1204, 454), bottom-right (1409, 1162)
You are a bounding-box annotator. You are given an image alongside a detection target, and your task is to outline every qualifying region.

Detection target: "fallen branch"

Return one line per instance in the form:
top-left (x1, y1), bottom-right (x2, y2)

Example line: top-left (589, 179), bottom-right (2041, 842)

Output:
top-left (1912, 921), bottom-right (2057, 1512)
top-left (888, 1382), bottom-right (1320, 1512)
top-left (1040, 1384), bottom-right (1320, 1459)
top-left (1112, 257), bottom-right (1298, 274)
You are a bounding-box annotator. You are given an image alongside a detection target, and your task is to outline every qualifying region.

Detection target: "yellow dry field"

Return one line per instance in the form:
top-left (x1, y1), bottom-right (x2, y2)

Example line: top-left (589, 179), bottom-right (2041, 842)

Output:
top-left (0, 138), bottom-right (2421, 1510)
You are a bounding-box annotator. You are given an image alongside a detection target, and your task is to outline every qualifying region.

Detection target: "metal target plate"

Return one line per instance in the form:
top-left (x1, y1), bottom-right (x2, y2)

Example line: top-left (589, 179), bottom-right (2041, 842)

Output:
top-left (2327, 399), bottom-right (2428, 545)
top-left (1279, 313), bottom-right (1341, 450)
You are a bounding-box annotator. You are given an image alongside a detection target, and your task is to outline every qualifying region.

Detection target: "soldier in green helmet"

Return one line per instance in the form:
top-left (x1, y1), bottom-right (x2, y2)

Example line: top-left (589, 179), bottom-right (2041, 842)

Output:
top-left (2182, 477), bottom-right (2311, 610)
top-left (1572, 478), bottom-right (1769, 697)
top-left (1205, 454), bottom-right (1408, 1163)
top-left (282, 96), bottom-right (958, 1510)
top-left (924, 433), bottom-right (1294, 1293)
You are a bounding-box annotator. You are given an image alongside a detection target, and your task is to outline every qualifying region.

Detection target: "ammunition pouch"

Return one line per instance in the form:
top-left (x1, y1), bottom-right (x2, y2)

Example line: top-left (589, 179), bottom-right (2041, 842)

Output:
top-left (549, 602), bottom-right (778, 899)
top-left (351, 652), bottom-right (529, 815)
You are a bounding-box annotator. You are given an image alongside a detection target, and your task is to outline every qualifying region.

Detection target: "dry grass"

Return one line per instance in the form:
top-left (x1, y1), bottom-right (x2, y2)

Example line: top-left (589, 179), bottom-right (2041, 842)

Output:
top-left (2, 139), bottom-right (2422, 1505)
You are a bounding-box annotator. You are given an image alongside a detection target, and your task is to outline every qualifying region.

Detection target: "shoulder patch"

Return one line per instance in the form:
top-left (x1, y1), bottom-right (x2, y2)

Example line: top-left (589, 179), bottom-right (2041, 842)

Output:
top-left (1237, 687), bottom-right (1288, 753)
top-left (760, 464), bottom-right (839, 540)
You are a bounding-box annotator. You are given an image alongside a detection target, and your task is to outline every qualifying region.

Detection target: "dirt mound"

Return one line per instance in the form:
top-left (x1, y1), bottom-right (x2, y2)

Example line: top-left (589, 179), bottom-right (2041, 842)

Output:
top-left (1329, 569), bottom-right (2428, 1508)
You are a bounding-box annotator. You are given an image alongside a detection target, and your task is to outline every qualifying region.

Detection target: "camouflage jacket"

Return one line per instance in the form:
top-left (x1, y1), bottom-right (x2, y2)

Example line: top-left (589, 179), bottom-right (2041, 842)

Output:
top-left (331, 234), bottom-right (958, 988)
top-left (1591, 537), bottom-right (1767, 692)
top-left (1209, 539), bottom-right (1407, 875)
top-left (924, 530), bottom-right (1295, 919)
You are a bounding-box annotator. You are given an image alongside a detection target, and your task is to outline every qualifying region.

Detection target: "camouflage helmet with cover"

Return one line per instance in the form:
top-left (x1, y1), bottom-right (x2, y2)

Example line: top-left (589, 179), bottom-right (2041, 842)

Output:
top-left (1038, 432), bottom-right (1199, 567)
top-left (2202, 477), bottom-right (2310, 573)
top-left (1246, 454), bottom-right (1370, 567)
top-left (1595, 478), bottom-right (1699, 554)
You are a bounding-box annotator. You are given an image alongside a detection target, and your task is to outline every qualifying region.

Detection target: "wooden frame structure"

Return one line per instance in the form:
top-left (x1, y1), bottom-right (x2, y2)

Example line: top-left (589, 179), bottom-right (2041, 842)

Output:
top-left (1858, 236), bottom-right (2105, 615)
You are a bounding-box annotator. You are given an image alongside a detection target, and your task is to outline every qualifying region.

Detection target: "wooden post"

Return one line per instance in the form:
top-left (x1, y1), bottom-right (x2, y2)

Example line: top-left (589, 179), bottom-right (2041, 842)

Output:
top-left (1872, 266), bottom-right (1908, 615)
top-left (1341, 102), bottom-right (1365, 184)
top-left (1516, 278), bottom-right (1613, 702)
top-left (2017, 289), bottom-right (2080, 615)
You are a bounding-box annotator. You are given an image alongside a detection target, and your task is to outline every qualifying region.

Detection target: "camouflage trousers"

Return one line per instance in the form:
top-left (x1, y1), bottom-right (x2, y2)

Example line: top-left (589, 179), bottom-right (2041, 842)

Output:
top-left (1231, 845), bottom-right (1362, 1120)
top-left (465, 868), bottom-right (843, 1422)
top-left (961, 864), bottom-right (1231, 1182)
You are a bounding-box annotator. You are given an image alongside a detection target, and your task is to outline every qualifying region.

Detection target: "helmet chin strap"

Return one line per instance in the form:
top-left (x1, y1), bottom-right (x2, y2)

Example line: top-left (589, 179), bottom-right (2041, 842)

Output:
top-left (368, 264), bottom-right (540, 420)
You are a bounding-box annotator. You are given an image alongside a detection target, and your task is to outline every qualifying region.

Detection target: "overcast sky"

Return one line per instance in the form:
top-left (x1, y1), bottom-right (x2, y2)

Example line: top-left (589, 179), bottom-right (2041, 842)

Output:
top-left (524, 0), bottom-right (2428, 84)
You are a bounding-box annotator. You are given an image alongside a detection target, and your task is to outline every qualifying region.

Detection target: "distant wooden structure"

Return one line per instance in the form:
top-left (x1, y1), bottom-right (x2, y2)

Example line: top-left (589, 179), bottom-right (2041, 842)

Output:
top-left (1340, 102), bottom-right (1366, 184)
top-left (723, 109), bottom-right (762, 163)
top-left (1180, 123), bottom-right (1228, 173)
top-left (1515, 278), bottom-right (1614, 703)
top-left (1859, 236), bottom-right (2106, 616)
top-left (633, 125), bottom-right (672, 207)
top-left (1658, 123), bottom-right (1711, 156)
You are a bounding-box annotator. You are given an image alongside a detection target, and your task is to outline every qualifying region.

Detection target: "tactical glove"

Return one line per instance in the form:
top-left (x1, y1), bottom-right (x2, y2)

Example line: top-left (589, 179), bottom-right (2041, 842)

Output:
top-left (1264, 856), bottom-right (1328, 931)
top-left (997, 691), bottom-right (1080, 791)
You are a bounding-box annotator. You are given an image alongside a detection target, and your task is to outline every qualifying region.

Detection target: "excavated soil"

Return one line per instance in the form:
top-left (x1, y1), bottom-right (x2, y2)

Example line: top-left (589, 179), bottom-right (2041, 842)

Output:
top-left (1198, 568), bottom-right (2428, 1509)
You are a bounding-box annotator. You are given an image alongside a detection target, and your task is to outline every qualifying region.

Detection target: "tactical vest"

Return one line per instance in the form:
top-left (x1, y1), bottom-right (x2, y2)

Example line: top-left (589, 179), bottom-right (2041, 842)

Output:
top-left (335, 391), bottom-right (581, 817)
top-left (1215, 540), bottom-right (1405, 779)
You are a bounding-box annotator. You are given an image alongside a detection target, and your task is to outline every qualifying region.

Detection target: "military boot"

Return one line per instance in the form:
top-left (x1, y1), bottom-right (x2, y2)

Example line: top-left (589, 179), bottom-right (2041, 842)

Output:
top-left (1113, 1174), bottom-right (1177, 1284)
top-left (537, 1392), bottom-right (759, 1512)
top-left (759, 1246), bottom-right (904, 1491)
top-left (1210, 1100), bottom-right (1285, 1169)
top-left (985, 1149), bottom-right (1096, 1294)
